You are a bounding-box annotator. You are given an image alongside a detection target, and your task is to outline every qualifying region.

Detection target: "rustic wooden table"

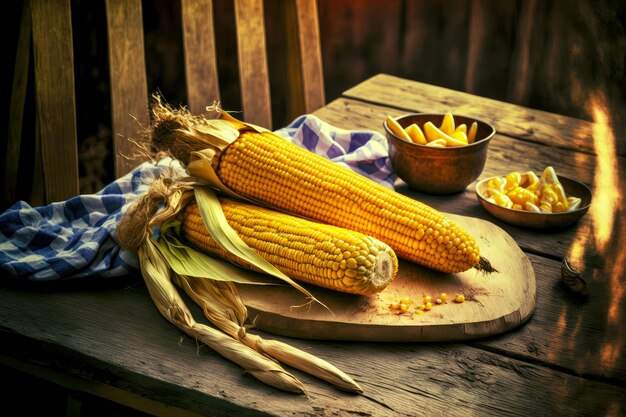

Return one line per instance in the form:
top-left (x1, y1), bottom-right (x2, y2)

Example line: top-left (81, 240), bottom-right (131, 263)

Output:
top-left (1, 74), bottom-right (624, 416)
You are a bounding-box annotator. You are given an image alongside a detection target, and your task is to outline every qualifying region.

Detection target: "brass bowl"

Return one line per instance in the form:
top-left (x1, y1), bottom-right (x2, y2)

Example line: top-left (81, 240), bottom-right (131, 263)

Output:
top-left (384, 113), bottom-right (496, 194)
top-left (475, 176), bottom-right (592, 229)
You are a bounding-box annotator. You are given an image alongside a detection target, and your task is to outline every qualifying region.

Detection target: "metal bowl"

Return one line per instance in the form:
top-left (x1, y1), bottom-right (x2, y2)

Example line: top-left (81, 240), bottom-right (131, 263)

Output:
top-left (475, 175), bottom-right (592, 229)
top-left (383, 113), bottom-right (496, 194)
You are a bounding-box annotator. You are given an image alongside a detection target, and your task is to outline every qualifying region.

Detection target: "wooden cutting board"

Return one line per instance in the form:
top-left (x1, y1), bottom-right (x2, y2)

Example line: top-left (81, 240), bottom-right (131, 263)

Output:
top-left (237, 214), bottom-right (536, 342)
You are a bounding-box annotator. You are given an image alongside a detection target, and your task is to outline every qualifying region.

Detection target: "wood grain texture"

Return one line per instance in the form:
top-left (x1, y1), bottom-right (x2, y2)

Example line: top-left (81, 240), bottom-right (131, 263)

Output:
top-left (478, 252), bottom-right (626, 384)
top-left (2, 355), bottom-right (203, 417)
top-left (294, 0), bottom-right (325, 112)
top-left (284, 0), bottom-right (325, 118)
top-left (507, 0), bottom-right (538, 104)
top-left (5, 0), bottom-right (31, 204)
top-left (31, 0), bottom-right (79, 203)
top-left (181, 0), bottom-right (220, 115)
top-left (344, 73), bottom-right (626, 157)
top-left (237, 214), bottom-right (536, 342)
top-left (105, 0), bottom-right (150, 177)
top-left (0, 281), bottom-right (623, 416)
top-left (234, 0), bottom-right (272, 129)
top-left (30, 115), bottom-right (45, 206)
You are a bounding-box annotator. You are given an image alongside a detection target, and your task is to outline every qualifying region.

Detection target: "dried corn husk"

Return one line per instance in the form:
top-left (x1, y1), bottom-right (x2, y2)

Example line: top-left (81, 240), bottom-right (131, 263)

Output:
top-left (139, 236), bottom-right (305, 393)
top-left (175, 274), bottom-right (362, 393)
top-left (118, 172), bottom-right (361, 394)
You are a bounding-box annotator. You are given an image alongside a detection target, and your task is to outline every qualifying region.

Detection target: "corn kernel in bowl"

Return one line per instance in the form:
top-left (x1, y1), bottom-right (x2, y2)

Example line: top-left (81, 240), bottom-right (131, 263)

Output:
top-left (475, 167), bottom-right (592, 228)
top-left (483, 167), bottom-right (581, 213)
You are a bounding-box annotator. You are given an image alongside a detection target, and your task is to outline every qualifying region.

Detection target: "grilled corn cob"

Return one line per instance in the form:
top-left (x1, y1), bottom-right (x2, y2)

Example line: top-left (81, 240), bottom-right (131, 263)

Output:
top-left (182, 198), bottom-right (398, 295)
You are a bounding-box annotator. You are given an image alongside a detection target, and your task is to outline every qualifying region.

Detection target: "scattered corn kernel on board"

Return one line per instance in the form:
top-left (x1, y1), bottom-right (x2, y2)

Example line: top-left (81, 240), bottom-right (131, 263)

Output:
top-left (236, 213), bottom-right (535, 342)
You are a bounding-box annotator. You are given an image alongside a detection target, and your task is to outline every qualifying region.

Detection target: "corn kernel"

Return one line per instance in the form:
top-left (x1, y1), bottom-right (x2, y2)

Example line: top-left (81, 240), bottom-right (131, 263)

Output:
top-left (504, 172), bottom-right (522, 192)
top-left (539, 166), bottom-right (559, 185)
top-left (400, 303), bottom-right (409, 313)
top-left (540, 186), bottom-right (559, 205)
top-left (487, 177), bottom-right (506, 194)
top-left (552, 183), bottom-right (569, 208)
top-left (440, 293), bottom-right (447, 302)
top-left (539, 202), bottom-right (552, 213)
top-left (553, 202), bottom-right (567, 213)
top-left (507, 186), bottom-right (538, 206)
top-left (567, 197), bottom-right (582, 211)
top-left (491, 191), bottom-right (514, 209)
top-left (390, 301), bottom-right (400, 310)
top-left (468, 122), bottom-right (478, 143)
top-left (424, 302), bottom-right (433, 311)
top-left (526, 181), bottom-right (540, 194)
top-left (423, 295), bottom-right (432, 303)
top-left (454, 294), bottom-right (465, 303)
top-left (525, 202), bottom-right (541, 213)
top-left (521, 171), bottom-right (539, 187)
top-left (449, 130), bottom-right (466, 144)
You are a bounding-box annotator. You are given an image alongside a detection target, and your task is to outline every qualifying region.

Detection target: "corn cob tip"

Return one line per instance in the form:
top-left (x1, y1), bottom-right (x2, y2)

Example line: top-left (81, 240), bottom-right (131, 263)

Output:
top-left (474, 257), bottom-right (497, 273)
top-left (367, 250), bottom-right (397, 293)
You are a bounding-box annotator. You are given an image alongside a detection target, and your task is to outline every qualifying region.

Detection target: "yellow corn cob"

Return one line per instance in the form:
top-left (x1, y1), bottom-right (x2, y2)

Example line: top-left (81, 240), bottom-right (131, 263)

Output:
top-left (213, 131), bottom-right (480, 273)
top-left (182, 199), bottom-right (398, 295)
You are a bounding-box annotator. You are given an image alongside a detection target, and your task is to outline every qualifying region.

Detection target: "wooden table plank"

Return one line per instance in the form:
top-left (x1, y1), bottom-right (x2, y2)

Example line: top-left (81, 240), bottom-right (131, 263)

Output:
top-left (0, 281), bottom-right (623, 417)
top-left (476, 253), bottom-right (626, 384)
top-left (343, 73), bottom-right (626, 157)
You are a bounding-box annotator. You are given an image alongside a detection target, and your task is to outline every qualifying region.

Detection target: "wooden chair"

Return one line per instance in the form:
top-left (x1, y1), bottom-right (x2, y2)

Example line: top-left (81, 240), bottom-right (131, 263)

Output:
top-left (6, 0), bottom-right (325, 206)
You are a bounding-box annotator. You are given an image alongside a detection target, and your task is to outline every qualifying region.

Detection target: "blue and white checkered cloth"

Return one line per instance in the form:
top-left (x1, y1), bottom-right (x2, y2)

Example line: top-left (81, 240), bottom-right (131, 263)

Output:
top-left (274, 115), bottom-right (395, 189)
top-left (0, 115), bottom-right (396, 281)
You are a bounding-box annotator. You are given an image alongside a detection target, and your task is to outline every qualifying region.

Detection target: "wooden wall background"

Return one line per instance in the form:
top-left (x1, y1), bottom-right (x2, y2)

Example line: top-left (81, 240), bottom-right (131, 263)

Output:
top-left (2, 0), bottom-right (625, 208)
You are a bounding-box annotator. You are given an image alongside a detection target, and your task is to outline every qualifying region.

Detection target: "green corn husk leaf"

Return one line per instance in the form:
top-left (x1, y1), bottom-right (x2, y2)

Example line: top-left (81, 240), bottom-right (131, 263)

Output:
top-left (155, 219), bottom-right (278, 286)
top-left (193, 185), bottom-right (323, 308)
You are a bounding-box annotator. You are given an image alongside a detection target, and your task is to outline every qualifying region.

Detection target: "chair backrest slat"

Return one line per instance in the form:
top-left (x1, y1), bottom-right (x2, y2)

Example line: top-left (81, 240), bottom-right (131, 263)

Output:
top-left (105, 0), bottom-right (150, 178)
top-left (234, 0), bottom-right (273, 129)
top-left (182, 0), bottom-right (221, 115)
top-left (31, 0), bottom-right (79, 203)
top-left (290, 0), bottom-right (326, 116)
top-left (5, 0), bottom-right (32, 205)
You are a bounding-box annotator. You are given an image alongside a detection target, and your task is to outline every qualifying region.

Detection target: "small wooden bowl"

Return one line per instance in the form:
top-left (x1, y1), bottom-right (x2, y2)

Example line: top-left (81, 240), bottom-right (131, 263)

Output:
top-left (475, 176), bottom-right (592, 229)
top-left (384, 113), bottom-right (496, 194)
